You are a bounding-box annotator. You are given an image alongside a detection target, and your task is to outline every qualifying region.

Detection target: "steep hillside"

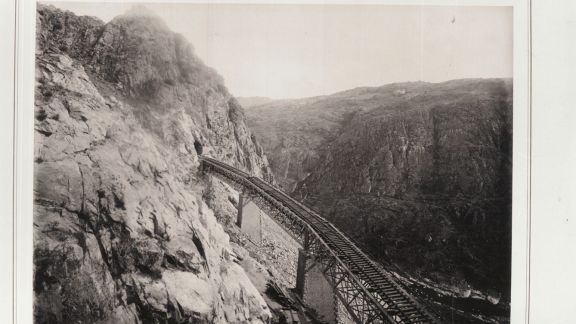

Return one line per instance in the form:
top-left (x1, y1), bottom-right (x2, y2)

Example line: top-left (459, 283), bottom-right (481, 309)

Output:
top-left (34, 5), bottom-right (273, 323)
top-left (245, 82), bottom-right (444, 192)
top-left (246, 80), bottom-right (512, 300)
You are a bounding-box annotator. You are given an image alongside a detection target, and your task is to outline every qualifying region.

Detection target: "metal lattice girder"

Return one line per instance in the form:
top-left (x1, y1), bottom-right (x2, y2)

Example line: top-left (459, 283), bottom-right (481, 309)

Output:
top-left (199, 157), bottom-right (440, 324)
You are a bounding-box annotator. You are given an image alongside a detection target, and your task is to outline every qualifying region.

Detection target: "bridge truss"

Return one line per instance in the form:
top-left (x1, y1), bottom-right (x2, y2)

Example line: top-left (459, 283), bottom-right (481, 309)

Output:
top-left (200, 156), bottom-right (440, 324)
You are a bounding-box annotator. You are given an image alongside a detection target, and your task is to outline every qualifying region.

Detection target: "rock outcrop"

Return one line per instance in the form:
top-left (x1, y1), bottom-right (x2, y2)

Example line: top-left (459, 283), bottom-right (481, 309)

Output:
top-left (34, 5), bottom-right (272, 323)
top-left (245, 80), bottom-right (513, 304)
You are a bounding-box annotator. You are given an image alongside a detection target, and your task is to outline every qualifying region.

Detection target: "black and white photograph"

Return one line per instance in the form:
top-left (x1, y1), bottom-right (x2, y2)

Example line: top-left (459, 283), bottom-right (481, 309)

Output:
top-left (10, 0), bottom-right (576, 324)
top-left (28, 2), bottom-right (517, 324)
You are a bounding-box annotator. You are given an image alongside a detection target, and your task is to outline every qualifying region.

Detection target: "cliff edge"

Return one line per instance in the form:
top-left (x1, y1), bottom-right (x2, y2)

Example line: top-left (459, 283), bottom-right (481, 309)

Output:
top-left (34, 4), bottom-right (272, 323)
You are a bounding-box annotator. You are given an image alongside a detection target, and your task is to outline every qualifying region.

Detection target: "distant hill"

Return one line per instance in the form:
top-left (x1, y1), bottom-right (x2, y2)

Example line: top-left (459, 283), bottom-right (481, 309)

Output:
top-left (236, 96), bottom-right (276, 108)
top-left (245, 79), bottom-right (513, 310)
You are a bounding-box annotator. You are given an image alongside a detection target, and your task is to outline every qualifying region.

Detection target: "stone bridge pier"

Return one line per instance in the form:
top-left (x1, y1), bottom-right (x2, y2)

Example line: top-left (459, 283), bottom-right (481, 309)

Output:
top-left (236, 190), bottom-right (354, 324)
top-left (296, 249), bottom-right (355, 324)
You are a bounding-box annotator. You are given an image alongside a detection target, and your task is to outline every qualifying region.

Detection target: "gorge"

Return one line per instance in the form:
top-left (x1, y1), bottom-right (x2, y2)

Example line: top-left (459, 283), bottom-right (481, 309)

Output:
top-left (243, 79), bottom-right (512, 322)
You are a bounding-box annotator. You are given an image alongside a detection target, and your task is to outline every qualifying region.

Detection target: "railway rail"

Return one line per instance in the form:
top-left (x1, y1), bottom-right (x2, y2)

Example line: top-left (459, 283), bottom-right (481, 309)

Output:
top-left (199, 156), bottom-right (440, 324)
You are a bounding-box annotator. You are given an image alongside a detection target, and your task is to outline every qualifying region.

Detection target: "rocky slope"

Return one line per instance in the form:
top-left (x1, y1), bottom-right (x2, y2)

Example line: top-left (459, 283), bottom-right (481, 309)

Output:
top-left (244, 93), bottom-right (363, 192)
top-left (34, 5), bottom-right (273, 323)
top-left (245, 80), bottom-right (513, 308)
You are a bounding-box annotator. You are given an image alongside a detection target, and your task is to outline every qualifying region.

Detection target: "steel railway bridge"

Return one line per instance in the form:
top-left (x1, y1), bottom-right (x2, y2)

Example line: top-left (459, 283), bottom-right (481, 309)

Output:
top-left (200, 156), bottom-right (440, 324)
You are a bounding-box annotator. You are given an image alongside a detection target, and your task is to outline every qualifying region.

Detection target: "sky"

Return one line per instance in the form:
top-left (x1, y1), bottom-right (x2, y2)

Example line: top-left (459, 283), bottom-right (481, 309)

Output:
top-left (48, 2), bottom-right (513, 99)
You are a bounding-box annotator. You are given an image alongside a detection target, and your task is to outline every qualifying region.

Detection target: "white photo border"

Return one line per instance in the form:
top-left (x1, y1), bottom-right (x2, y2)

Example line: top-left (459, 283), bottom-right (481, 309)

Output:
top-left (10, 1), bottom-right (530, 323)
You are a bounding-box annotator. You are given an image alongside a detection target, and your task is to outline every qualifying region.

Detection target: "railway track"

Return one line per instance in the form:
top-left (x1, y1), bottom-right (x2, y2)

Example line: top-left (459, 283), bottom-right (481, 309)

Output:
top-left (200, 156), bottom-right (439, 324)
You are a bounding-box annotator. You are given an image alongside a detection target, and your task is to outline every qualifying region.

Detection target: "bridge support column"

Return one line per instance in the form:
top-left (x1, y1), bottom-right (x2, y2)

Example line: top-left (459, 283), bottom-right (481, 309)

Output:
top-left (237, 191), bottom-right (263, 245)
top-left (295, 249), bottom-right (307, 296)
top-left (296, 250), bottom-right (354, 324)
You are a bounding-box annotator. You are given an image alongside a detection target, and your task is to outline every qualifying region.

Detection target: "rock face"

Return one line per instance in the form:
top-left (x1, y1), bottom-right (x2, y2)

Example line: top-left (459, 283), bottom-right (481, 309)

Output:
top-left (244, 94), bottom-right (359, 192)
top-left (34, 5), bottom-right (273, 323)
top-left (246, 80), bottom-right (513, 299)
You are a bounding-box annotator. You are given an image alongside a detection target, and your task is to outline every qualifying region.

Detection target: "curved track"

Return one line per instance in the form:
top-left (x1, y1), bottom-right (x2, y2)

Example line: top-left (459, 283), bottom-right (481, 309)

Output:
top-left (200, 156), bottom-right (439, 324)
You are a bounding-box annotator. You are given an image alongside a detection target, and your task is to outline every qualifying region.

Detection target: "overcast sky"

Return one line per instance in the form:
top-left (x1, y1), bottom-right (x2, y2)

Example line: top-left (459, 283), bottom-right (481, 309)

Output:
top-left (48, 2), bottom-right (512, 99)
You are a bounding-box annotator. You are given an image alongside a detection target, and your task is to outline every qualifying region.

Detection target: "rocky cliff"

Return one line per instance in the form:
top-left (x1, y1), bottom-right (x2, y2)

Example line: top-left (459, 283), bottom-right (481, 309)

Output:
top-left (244, 93), bottom-right (363, 192)
top-left (34, 5), bottom-right (273, 323)
top-left (245, 80), bottom-right (512, 305)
